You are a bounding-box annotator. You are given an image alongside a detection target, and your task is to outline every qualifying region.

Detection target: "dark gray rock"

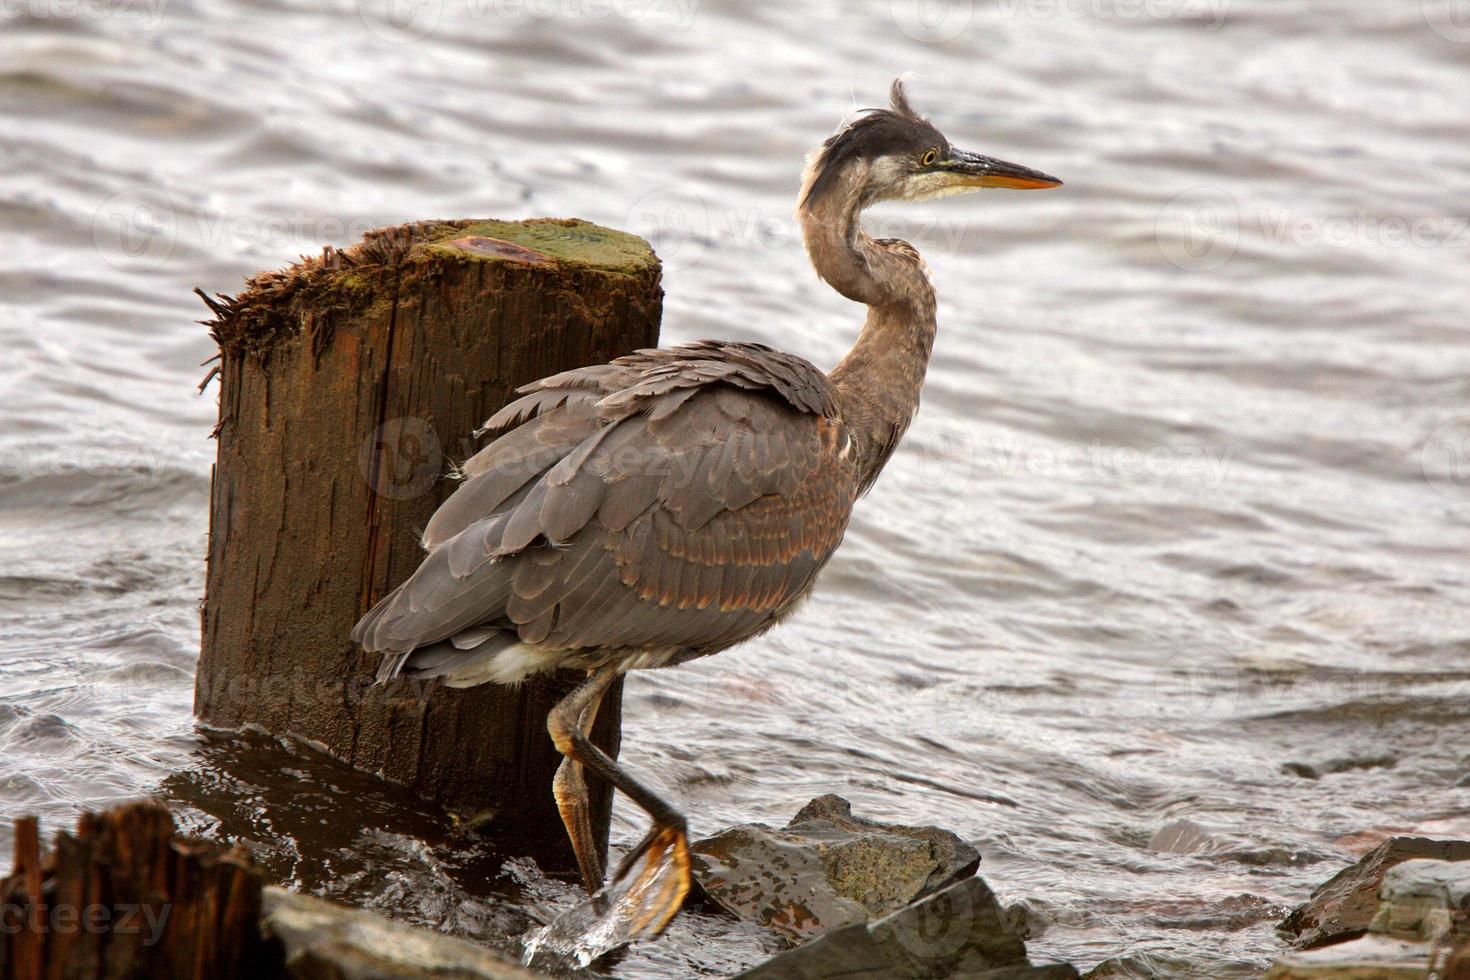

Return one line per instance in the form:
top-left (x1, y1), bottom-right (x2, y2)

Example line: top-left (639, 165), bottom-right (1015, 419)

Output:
top-left (733, 875), bottom-right (1075, 980)
top-left (1280, 837), bottom-right (1470, 948)
top-left (261, 887), bottom-right (548, 980)
top-left (1280, 755), bottom-right (1396, 781)
top-left (692, 794), bottom-right (981, 943)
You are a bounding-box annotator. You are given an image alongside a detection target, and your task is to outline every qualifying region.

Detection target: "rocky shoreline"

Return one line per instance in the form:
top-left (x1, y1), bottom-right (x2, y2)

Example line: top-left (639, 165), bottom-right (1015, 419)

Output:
top-left (685, 800), bottom-right (1470, 979)
top-left (5, 798), bottom-right (1470, 978)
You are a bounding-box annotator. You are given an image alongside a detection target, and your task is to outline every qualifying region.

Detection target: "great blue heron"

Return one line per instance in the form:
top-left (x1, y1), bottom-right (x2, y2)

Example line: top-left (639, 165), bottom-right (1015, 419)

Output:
top-left (352, 79), bottom-right (1060, 939)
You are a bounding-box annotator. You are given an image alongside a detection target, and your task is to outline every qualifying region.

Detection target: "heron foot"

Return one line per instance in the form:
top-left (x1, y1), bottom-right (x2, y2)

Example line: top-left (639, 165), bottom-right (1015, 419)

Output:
top-left (607, 819), bottom-right (691, 939)
top-left (546, 666), bottom-right (691, 938)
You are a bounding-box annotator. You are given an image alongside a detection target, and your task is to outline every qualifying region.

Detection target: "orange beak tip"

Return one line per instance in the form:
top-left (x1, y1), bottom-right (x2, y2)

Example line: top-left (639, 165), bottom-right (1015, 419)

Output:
top-left (967, 173), bottom-right (1063, 190)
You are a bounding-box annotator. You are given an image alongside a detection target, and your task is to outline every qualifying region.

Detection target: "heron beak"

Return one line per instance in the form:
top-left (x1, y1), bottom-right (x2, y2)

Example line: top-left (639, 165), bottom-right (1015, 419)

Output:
top-left (938, 149), bottom-right (1062, 190)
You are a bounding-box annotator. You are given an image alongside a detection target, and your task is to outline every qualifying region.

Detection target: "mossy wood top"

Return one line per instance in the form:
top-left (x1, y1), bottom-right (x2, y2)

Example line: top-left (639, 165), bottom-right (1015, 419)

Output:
top-left (204, 218), bottom-right (659, 355)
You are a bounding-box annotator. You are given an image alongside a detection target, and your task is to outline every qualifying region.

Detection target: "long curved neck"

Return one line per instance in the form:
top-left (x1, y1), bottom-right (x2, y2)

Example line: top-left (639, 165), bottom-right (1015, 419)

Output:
top-left (799, 173), bottom-right (938, 492)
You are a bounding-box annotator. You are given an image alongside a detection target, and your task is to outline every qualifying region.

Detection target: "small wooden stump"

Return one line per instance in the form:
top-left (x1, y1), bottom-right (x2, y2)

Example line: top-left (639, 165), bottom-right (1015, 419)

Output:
top-left (0, 802), bottom-right (271, 979)
top-left (194, 219), bottom-right (662, 873)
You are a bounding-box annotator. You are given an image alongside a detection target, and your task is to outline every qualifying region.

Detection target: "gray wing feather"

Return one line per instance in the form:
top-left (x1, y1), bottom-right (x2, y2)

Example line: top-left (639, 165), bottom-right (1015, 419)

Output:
top-left (355, 342), bottom-right (856, 680)
top-left (352, 543), bottom-right (514, 654)
top-left (423, 395), bottom-right (604, 550)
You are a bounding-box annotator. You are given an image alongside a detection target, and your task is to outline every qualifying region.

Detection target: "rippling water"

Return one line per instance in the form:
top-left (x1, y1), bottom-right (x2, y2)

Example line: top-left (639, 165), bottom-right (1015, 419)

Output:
top-left (4, 1), bottom-right (1470, 976)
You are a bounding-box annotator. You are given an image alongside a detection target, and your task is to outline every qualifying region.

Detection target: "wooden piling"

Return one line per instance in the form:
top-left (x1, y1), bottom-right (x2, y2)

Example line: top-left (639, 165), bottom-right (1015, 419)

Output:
top-left (193, 219), bottom-right (662, 873)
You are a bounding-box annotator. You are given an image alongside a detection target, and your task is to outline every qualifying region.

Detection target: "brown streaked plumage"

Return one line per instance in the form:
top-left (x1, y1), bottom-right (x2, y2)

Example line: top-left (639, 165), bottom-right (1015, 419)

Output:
top-left (352, 78), bottom-right (1061, 940)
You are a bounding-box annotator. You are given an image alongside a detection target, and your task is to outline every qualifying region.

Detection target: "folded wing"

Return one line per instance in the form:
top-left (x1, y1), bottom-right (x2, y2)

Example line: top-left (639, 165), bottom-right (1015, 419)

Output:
top-left (352, 341), bottom-right (857, 684)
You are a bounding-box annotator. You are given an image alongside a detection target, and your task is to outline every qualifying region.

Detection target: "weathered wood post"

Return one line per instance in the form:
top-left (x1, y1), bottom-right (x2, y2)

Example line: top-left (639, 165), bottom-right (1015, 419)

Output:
top-left (0, 803), bottom-right (272, 978)
top-left (194, 219), bottom-right (662, 874)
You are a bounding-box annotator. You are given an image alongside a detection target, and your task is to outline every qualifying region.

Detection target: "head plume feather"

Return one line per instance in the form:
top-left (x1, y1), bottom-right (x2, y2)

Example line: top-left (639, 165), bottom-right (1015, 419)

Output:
top-left (800, 78), bottom-right (946, 209)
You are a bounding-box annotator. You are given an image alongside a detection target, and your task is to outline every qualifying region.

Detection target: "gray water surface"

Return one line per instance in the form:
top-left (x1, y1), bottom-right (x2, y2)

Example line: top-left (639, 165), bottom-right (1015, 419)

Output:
top-left (3, 1), bottom-right (1470, 976)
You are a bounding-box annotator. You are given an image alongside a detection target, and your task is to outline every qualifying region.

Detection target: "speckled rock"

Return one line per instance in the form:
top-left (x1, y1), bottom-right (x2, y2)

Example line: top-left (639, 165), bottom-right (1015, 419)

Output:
top-left (261, 887), bottom-right (548, 980)
top-left (691, 794), bottom-right (981, 943)
top-left (1280, 837), bottom-right (1470, 948)
top-left (733, 875), bottom-right (1075, 980)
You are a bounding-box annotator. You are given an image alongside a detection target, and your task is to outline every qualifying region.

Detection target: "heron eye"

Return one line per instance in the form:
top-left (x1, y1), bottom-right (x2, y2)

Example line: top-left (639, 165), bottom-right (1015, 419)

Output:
top-left (920, 148), bottom-right (939, 166)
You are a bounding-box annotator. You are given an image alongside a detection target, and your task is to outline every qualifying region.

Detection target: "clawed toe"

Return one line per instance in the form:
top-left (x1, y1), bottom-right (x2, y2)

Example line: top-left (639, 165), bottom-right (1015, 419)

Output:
top-left (609, 821), bottom-right (691, 938)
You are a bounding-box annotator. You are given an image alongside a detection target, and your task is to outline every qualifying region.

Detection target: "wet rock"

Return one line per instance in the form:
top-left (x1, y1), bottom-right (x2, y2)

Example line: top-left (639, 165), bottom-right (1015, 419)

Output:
top-left (733, 875), bottom-right (1076, 980)
top-left (1280, 836), bottom-right (1470, 947)
top-left (1280, 755), bottom-right (1396, 781)
top-left (1265, 934), bottom-right (1436, 979)
top-left (1147, 818), bottom-right (1324, 868)
top-left (1081, 954), bottom-right (1213, 979)
top-left (1370, 859), bottom-right (1470, 943)
top-left (261, 887), bottom-right (549, 980)
top-left (1268, 856), bottom-right (1470, 979)
top-left (1004, 898), bottom-right (1053, 940)
top-left (1147, 818), bottom-right (1216, 855)
top-left (691, 794), bottom-right (980, 943)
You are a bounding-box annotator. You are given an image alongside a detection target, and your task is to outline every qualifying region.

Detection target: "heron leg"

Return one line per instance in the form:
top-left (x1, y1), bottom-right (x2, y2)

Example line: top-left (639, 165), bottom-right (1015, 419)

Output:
top-left (551, 670), bottom-right (612, 893)
top-left (546, 664), bottom-right (691, 938)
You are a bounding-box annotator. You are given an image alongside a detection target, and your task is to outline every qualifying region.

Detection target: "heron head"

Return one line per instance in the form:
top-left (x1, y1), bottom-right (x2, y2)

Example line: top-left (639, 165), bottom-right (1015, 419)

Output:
top-left (800, 79), bottom-right (1061, 211)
